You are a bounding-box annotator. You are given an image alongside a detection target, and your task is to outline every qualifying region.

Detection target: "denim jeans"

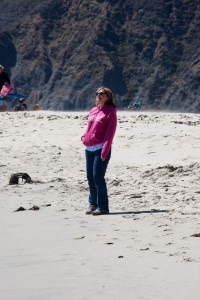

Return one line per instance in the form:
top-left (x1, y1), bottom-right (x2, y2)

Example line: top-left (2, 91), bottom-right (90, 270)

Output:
top-left (85, 149), bottom-right (111, 212)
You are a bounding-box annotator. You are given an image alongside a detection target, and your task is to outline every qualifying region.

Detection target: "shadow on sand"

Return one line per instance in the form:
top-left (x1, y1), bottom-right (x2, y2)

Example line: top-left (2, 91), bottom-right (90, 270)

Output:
top-left (109, 209), bottom-right (169, 215)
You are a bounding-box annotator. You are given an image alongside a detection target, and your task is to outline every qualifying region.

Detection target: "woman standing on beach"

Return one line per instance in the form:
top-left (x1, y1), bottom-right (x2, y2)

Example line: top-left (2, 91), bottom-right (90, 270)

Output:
top-left (81, 87), bottom-right (117, 215)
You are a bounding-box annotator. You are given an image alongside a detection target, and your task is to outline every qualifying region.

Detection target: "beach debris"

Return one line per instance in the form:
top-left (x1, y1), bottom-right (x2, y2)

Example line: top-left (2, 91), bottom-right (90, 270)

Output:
top-left (29, 205), bottom-right (40, 211)
top-left (191, 233), bottom-right (200, 237)
top-left (130, 194), bottom-right (142, 199)
top-left (183, 257), bottom-right (194, 262)
top-left (33, 180), bottom-right (45, 184)
top-left (118, 256), bottom-right (124, 258)
top-left (140, 247), bottom-right (150, 251)
top-left (13, 204), bottom-right (50, 212)
top-left (14, 206), bottom-right (26, 212)
top-left (74, 236), bottom-right (85, 240)
top-left (13, 205), bottom-right (43, 212)
top-left (9, 173), bottom-right (33, 185)
top-left (105, 242), bottom-right (114, 245)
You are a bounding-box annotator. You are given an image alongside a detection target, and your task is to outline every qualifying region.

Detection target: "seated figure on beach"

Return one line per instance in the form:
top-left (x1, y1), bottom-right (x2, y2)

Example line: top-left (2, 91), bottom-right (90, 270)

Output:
top-left (13, 97), bottom-right (27, 111)
top-left (31, 103), bottom-right (40, 111)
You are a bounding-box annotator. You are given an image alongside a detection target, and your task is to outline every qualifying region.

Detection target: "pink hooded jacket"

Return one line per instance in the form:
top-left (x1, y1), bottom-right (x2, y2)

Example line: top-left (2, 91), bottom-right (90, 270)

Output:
top-left (81, 105), bottom-right (117, 159)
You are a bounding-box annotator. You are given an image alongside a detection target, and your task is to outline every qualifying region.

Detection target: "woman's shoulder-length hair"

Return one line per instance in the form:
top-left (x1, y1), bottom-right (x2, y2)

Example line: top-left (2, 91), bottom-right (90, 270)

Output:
top-left (96, 86), bottom-right (115, 106)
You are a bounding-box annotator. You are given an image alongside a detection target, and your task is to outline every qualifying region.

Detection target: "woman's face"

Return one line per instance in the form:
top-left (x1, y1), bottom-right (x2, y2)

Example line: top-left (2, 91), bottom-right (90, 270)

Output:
top-left (95, 89), bottom-right (108, 107)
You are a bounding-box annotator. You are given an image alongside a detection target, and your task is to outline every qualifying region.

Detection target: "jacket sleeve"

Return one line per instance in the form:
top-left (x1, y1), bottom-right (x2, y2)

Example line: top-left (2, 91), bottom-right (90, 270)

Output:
top-left (81, 112), bottom-right (90, 142)
top-left (81, 124), bottom-right (89, 142)
top-left (101, 112), bottom-right (117, 159)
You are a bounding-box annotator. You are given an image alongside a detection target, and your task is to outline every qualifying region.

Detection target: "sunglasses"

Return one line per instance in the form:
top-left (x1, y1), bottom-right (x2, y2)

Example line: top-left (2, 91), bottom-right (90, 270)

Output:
top-left (96, 92), bottom-right (106, 97)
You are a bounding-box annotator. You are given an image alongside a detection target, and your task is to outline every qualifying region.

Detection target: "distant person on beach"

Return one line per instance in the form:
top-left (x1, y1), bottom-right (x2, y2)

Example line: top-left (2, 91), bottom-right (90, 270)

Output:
top-left (13, 98), bottom-right (27, 111)
top-left (0, 64), bottom-right (10, 91)
top-left (81, 87), bottom-right (117, 215)
top-left (32, 103), bottom-right (40, 111)
top-left (0, 64), bottom-right (10, 112)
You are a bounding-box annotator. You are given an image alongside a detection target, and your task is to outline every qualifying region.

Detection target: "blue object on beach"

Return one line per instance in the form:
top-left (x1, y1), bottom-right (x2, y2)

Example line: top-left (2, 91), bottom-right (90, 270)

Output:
top-left (6, 93), bottom-right (28, 101)
top-left (127, 99), bottom-right (142, 111)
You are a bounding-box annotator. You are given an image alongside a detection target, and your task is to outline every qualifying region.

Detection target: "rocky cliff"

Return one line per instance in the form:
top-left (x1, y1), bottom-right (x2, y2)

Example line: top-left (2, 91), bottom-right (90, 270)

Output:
top-left (1, 0), bottom-right (200, 111)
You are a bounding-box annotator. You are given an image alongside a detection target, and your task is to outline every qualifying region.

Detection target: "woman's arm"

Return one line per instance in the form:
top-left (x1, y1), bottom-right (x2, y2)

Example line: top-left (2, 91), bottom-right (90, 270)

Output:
top-left (101, 112), bottom-right (117, 160)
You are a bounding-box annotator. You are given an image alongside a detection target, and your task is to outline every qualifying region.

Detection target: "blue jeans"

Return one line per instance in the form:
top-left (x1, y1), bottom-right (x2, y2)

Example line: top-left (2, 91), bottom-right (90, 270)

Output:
top-left (85, 149), bottom-right (111, 212)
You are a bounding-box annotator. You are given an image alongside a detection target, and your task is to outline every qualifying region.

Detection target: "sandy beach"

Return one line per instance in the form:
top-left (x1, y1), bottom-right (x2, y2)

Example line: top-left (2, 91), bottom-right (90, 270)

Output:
top-left (0, 110), bottom-right (200, 300)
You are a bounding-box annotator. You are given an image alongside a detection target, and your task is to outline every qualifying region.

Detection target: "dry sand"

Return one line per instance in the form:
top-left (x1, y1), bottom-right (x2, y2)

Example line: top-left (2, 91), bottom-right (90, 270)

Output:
top-left (0, 110), bottom-right (200, 300)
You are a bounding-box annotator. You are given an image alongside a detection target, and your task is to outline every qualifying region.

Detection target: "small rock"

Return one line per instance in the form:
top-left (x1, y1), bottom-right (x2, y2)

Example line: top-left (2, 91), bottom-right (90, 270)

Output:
top-left (29, 205), bottom-right (40, 210)
top-left (191, 233), bottom-right (200, 237)
top-left (14, 206), bottom-right (26, 212)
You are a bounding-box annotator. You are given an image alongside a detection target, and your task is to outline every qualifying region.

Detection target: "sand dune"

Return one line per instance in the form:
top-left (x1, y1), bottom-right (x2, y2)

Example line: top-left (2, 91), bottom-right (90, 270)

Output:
top-left (0, 110), bottom-right (200, 300)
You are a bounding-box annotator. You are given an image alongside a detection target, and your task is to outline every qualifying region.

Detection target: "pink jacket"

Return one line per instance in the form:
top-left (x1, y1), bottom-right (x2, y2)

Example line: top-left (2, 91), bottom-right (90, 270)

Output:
top-left (81, 105), bottom-right (117, 159)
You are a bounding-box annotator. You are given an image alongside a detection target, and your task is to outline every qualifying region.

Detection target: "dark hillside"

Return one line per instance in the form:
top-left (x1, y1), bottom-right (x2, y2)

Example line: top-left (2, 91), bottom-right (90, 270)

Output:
top-left (1, 0), bottom-right (200, 111)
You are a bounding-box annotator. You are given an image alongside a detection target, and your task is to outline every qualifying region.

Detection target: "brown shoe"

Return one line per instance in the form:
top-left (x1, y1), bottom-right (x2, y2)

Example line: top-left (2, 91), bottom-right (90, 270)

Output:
top-left (86, 204), bottom-right (96, 215)
top-left (91, 208), bottom-right (109, 216)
